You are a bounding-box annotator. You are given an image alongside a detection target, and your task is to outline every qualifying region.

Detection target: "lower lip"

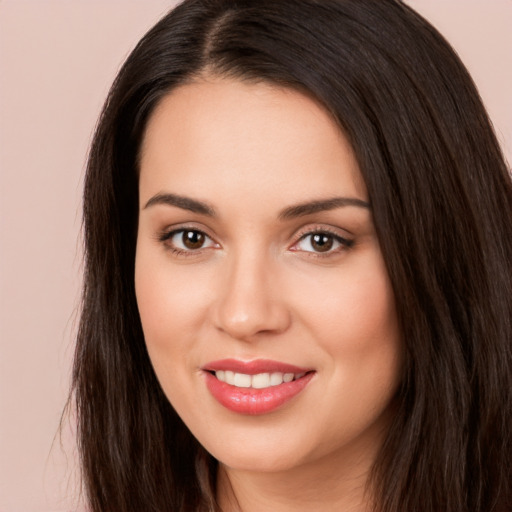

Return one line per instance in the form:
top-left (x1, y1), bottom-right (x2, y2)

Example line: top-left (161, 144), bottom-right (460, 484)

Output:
top-left (204, 372), bottom-right (315, 415)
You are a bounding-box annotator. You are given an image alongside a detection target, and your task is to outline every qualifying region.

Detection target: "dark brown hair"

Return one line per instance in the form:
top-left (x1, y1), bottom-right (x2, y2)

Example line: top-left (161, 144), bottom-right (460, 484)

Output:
top-left (70, 0), bottom-right (512, 510)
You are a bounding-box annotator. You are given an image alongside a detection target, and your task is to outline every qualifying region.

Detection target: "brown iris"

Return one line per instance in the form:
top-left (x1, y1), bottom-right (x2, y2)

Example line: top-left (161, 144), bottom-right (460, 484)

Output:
top-left (311, 233), bottom-right (334, 252)
top-left (182, 230), bottom-right (205, 249)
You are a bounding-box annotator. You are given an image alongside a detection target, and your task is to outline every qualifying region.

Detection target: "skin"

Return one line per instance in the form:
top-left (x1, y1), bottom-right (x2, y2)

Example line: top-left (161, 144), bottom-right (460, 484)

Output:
top-left (135, 77), bottom-right (402, 511)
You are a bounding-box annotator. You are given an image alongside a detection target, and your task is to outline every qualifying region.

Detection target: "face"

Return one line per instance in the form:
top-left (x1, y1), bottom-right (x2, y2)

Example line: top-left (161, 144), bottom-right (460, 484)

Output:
top-left (135, 78), bottom-right (402, 475)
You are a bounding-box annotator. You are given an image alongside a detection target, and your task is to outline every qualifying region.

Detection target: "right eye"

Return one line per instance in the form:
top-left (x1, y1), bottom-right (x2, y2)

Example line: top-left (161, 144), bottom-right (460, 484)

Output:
top-left (160, 229), bottom-right (218, 254)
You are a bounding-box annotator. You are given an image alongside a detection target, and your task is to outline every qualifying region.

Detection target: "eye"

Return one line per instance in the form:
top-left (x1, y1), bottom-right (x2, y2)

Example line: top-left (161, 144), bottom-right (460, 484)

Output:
top-left (292, 231), bottom-right (353, 254)
top-left (161, 229), bottom-right (217, 253)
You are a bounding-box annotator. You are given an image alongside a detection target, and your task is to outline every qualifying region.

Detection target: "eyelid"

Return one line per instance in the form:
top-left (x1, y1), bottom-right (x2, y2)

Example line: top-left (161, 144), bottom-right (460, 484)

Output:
top-left (292, 223), bottom-right (353, 242)
top-left (158, 221), bottom-right (215, 240)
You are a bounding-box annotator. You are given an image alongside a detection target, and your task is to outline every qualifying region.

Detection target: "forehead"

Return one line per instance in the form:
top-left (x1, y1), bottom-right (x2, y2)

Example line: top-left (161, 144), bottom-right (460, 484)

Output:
top-left (139, 78), bottom-right (366, 208)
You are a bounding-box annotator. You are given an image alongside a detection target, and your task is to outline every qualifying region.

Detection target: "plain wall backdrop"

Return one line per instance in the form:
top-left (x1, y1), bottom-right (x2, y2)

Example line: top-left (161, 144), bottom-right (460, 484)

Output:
top-left (0, 1), bottom-right (510, 511)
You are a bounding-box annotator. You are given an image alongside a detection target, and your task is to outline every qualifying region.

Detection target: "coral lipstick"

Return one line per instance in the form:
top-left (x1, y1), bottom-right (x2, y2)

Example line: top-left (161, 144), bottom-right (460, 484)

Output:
top-left (202, 359), bottom-right (315, 415)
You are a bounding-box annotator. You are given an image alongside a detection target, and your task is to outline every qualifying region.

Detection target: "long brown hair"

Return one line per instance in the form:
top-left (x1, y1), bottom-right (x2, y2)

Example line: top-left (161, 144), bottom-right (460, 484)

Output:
top-left (70, 1), bottom-right (512, 510)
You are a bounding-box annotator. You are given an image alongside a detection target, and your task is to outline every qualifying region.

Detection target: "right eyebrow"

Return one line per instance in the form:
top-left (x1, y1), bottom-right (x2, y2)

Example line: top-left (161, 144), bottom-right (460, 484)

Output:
top-left (143, 193), bottom-right (216, 216)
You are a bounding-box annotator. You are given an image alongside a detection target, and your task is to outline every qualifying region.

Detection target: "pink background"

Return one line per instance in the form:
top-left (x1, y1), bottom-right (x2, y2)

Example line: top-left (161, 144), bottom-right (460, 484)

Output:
top-left (0, 1), bottom-right (510, 510)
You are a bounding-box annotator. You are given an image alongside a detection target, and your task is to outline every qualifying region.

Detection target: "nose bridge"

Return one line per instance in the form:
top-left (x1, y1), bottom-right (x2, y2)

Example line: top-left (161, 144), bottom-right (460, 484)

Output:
top-left (214, 244), bottom-right (289, 339)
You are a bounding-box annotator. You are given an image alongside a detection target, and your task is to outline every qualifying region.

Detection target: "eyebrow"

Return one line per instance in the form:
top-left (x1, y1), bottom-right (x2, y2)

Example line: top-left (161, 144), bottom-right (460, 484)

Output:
top-left (278, 197), bottom-right (370, 220)
top-left (143, 192), bottom-right (370, 218)
top-left (144, 193), bottom-right (216, 216)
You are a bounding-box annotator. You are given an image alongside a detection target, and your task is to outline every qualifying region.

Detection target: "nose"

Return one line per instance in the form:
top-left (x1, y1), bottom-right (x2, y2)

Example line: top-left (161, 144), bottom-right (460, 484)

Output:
top-left (213, 251), bottom-right (291, 341)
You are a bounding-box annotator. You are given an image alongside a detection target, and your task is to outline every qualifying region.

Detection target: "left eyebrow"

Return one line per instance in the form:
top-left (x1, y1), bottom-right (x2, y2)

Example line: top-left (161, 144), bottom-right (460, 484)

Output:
top-left (278, 197), bottom-right (370, 220)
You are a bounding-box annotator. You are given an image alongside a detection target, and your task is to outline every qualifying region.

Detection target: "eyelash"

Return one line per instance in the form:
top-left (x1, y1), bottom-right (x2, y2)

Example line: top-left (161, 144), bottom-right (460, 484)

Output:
top-left (158, 226), bottom-right (354, 258)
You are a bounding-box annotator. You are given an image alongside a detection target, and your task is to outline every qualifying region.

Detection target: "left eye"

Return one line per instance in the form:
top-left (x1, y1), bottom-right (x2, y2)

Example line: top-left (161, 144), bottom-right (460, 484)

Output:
top-left (164, 229), bottom-right (217, 251)
top-left (293, 232), bottom-right (350, 254)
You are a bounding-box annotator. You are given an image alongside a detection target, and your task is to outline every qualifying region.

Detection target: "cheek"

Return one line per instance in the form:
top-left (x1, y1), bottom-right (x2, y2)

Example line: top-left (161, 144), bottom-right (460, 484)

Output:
top-left (293, 255), bottom-right (399, 351)
top-left (134, 249), bottom-right (221, 431)
top-left (290, 253), bottom-right (402, 407)
top-left (134, 246), bottom-right (212, 369)
top-left (293, 262), bottom-right (401, 448)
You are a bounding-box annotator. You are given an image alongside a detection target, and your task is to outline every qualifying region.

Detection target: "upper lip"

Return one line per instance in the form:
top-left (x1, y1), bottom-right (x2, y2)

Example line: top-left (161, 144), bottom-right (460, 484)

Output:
top-left (202, 358), bottom-right (312, 375)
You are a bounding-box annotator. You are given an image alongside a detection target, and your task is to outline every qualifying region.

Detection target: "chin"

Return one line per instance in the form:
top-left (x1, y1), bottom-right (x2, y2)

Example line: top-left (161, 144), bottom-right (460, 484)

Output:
top-left (198, 426), bottom-right (323, 474)
top-left (216, 450), bottom-right (303, 474)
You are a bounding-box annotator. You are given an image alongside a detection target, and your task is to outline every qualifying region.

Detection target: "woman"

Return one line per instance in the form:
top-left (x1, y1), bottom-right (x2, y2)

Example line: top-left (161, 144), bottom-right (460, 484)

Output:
top-left (71, 0), bottom-right (512, 510)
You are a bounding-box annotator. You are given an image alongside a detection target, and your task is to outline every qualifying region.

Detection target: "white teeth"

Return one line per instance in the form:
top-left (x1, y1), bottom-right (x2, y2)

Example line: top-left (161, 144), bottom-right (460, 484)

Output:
top-left (270, 372), bottom-right (284, 386)
top-left (233, 373), bottom-right (251, 388)
top-left (251, 372), bottom-right (270, 389)
top-left (214, 371), bottom-right (306, 389)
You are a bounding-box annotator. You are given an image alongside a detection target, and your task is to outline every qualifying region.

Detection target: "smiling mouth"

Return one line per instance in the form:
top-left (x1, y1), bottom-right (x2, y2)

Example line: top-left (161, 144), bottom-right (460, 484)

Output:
top-left (202, 359), bottom-right (315, 415)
